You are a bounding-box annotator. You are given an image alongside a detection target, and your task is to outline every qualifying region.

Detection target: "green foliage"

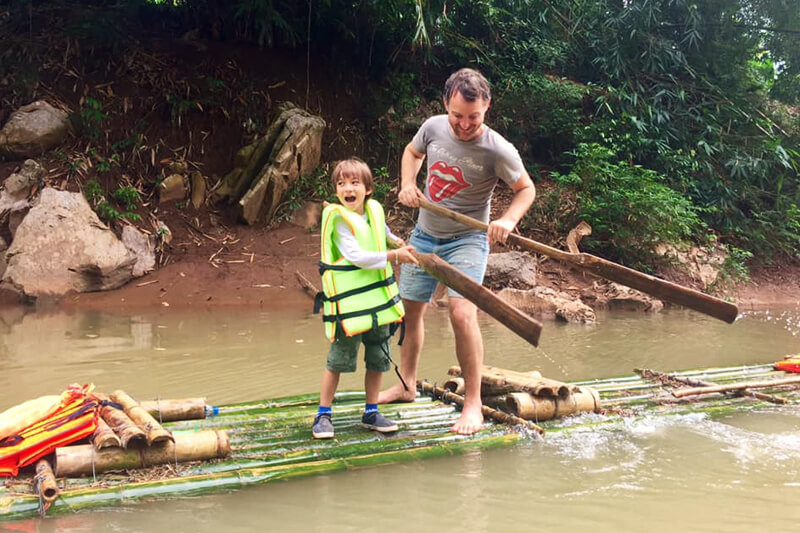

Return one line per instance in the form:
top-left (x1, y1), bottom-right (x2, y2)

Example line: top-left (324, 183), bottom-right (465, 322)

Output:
top-left (82, 180), bottom-right (105, 206)
top-left (493, 74), bottom-right (588, 161)
top-left (30, 0), bottom-right (800, 261)
top-left (717, 245), bottom-right (754, 285)
top-left (280, 168), bottom-right (335, 220)
top-left (548, 143), bottom-right (704, 267)
top-left (371, 166), bottom-right (394, 203)
top-left (78, 98), bottom-right (105, 141)
top-left (82, 180), bottom-right (142, 224)
top-left (113, 186), bottom-right (143, 212)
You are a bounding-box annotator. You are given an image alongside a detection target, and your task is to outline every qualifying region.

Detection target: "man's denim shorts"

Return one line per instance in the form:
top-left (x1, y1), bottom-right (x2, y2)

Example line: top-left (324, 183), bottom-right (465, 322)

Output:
top-left (399, 227), bottom-right (489, 302)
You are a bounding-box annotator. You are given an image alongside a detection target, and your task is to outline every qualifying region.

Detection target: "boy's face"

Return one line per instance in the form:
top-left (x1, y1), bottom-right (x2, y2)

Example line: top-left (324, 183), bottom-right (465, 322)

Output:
top-left (335, 173), bottom-right (372, 214)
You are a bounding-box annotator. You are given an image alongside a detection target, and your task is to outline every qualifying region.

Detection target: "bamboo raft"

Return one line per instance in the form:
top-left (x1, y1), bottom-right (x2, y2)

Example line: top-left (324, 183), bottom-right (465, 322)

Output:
top-left (2, 362), bottom-right (800, 521)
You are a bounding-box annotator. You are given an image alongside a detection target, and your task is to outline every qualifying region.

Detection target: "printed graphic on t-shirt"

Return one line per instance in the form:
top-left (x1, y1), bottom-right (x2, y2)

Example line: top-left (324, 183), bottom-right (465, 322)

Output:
top-left (427, 160), bottom-right (470, 202)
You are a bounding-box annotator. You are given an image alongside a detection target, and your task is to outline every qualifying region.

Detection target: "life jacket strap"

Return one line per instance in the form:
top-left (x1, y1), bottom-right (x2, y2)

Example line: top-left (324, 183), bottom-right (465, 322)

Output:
top-left (321, 294), bottom-right (402, 323)
top-left (314, 275), bottom-right (397, 313)
top-left (318, 261), bottom-right (360, 275)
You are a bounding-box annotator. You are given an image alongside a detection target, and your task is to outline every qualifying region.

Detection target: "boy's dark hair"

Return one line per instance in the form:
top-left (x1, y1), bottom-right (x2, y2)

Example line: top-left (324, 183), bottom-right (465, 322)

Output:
top-left (331, 158), bottom-right (374, 193)
top-left (443, 68), bottom-right (491, 103)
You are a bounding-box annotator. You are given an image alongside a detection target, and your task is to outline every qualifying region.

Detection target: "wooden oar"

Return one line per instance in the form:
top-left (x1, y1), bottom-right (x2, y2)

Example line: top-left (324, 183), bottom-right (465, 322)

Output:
top-left (387, 237), bottom-right (542, 347)
top-left (417, 198), bottom-right (739, 324)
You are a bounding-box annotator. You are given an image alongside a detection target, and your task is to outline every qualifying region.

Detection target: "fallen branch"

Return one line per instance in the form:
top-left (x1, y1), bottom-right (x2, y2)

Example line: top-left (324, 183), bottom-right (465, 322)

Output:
top-left (295, 271), bottom-right (319, 299)
top-left (671, 376), bottom-right (800, 398)
top-left (637, 368), bottom-right (788, 404)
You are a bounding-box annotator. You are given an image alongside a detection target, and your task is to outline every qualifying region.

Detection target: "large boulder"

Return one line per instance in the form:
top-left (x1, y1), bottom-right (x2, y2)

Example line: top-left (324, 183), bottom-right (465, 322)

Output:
top-left (0, 101), bottom-right (70, 159)
top-left (484, 251), bottom-right (537, 290)
top-left (498, 286), bottom-right (596, 323)
top-left (592, 281), bottom-right (664, 312)
top-left (2, 188), bottom-right (135, 299)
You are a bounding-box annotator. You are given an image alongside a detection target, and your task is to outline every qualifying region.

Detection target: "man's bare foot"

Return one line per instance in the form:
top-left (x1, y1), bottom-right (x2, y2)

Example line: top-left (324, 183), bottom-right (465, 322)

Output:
top-left (377, 382), bottom-right (416, 404)
top-left (451, 403), bottom-right (484, 435)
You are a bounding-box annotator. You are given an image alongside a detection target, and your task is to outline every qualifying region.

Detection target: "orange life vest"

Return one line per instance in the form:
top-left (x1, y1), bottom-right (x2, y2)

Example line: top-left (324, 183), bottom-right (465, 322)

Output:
top-left (0, 384), bottom-right (100, 477)
top-left (774, 356), bottom-right (800, 374)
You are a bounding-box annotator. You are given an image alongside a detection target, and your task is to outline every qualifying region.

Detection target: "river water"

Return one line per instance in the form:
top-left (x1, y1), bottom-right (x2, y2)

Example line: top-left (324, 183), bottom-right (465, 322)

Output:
top-left (1, 305), bottom-right (800, 532)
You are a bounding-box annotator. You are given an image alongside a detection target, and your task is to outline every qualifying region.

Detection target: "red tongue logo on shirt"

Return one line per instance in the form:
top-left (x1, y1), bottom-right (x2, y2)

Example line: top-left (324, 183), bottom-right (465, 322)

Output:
top-left (427, 161), bottom-right (469, 202)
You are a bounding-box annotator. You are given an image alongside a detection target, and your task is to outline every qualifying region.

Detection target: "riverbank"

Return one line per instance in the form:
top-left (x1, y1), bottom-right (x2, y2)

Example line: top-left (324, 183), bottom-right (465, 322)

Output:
top-left (58, 217), bottom-right (800, 314)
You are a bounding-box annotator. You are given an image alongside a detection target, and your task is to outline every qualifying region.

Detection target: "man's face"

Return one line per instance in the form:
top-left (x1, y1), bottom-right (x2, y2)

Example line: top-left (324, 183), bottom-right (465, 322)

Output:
top-left (444, 89), bottom-right (490, 142)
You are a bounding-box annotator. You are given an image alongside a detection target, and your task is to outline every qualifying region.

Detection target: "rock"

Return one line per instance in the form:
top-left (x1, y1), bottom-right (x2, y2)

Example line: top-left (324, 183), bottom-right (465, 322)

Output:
top-left (189, 171), bottom-right (206, 209)
top-left (159, 174), bottom-right (187, 203)
top-left (288, 200), bottom-right (322, 230)
top-left (655, 243), bottom-right (728, 289)
top-left (0, 101), bottom-right (70, 159)
top-left (2, 188), bottom-right (135, 299)
top-left (4, 159), bottom-right (44, 196)
top-left (216, 104), bottom-right (326, 225)
top-left (484, 251), bottom-right (537, 290)
top-left (121, 225), bottom-right (156, 277)
top-left (0, 159), bottom-right (43, 241)
top-left (168, 160), bottom-right (188, 174)
top-left (593, 282), bottom-right (664, 313)
top-left (498, 286), bottom-right (596, 323)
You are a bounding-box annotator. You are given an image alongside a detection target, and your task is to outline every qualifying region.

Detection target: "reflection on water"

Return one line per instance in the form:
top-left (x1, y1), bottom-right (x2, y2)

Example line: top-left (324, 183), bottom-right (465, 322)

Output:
top-left (1, 305), bottom-right (800, 531)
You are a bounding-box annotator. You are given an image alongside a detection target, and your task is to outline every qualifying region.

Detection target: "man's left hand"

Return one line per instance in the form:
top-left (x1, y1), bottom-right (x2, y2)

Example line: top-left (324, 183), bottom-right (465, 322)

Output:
top-left (487, 217), bottom-right (516, 244)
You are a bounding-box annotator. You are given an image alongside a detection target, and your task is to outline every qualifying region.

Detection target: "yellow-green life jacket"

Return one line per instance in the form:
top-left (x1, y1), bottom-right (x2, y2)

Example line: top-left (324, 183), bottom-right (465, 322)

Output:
top-left (316, 199), bottom-right (404, 341)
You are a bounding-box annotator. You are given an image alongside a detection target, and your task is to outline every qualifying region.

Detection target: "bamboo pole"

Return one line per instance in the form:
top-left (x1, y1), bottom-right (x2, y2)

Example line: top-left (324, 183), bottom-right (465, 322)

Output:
top-left (417, 380), bottom-right (545, 436)
top-left (450, 365), bottom-right (574, 398)
top-left (33, 459), bottom-right (59, 513)
top-left (55, 430), bottom-right (230, 477)
top-left (443, 377), bottom-right (466, 395)
top-left (110, 390), bottom-right (174, 445)
top-left (95, 392), bottom-right (146, 448)
top-left (92, 417), bottom-right (122, 450)
top-left (636, 368), bottom-right (789, 405)
top-left (139, 398), bottom-right (207, 422)
top-left (3, 433), bottom-right (519, 521)
top-left (418, 197), bottom-right (739, 323)
top-left (505, 387), bottom-right (601, 422)
top-left (671, 376), bottom-right (800, 398)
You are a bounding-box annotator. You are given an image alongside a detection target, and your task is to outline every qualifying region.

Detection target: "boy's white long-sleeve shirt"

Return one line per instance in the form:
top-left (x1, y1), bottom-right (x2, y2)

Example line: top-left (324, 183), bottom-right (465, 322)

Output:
top-left (334, 218), bottom-right (401, 270)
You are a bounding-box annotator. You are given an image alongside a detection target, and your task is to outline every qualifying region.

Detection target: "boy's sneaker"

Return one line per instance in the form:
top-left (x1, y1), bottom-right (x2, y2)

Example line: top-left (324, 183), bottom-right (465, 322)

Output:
top-left (312, 414), bottom-right (334, 439)
top-left (361, 411), bottom-right (399, 433)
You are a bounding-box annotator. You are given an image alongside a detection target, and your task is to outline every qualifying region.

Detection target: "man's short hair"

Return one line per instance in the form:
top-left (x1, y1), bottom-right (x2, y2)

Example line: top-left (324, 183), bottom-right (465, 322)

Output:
top-left (331, 158), bottom-right (374, 193)
top-left (443, 68), bottom-right (491, 103)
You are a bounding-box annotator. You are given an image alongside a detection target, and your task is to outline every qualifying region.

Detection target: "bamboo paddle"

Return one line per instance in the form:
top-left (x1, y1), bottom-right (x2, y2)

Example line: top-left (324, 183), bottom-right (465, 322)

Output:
top-left (417, 198), bottom-right (739, 324)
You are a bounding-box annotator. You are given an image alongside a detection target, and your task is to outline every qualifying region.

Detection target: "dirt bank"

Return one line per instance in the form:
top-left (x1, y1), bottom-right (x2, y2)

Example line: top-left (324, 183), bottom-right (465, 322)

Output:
top-left (59, 214), bottom-right (800, 315)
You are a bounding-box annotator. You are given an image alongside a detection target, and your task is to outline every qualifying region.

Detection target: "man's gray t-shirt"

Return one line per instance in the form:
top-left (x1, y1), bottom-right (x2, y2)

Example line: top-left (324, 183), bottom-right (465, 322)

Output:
top-left (412, 115), bottom-right (524, 238)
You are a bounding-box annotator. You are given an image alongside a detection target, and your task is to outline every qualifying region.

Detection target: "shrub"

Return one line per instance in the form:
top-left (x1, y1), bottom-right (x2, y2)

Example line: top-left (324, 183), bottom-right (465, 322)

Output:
top-left (547, 143), bottom-right (704, 268)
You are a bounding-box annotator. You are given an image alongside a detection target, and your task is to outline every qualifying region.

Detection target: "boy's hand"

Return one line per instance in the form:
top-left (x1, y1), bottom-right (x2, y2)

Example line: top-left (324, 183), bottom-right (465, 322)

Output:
top-left (393, 245), bottom-right (419, 266)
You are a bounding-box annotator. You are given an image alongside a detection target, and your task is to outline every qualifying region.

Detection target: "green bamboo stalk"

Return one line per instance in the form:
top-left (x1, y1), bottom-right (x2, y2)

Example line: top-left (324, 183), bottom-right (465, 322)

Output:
top-left (0, 434), bottom-right (519, 521)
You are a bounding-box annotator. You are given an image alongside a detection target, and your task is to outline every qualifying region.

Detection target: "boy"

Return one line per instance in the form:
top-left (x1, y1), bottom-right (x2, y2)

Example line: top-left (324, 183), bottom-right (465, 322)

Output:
top-left (313, 158), bottom-right (418, 439)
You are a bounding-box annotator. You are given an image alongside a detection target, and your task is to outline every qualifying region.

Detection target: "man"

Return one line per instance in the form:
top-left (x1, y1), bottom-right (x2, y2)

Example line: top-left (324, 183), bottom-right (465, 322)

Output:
top-left (378, 68), bottom-right (536, 434)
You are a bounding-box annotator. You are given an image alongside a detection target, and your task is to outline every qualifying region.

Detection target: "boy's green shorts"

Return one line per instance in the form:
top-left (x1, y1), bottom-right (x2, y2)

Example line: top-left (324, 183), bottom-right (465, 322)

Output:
top-left (326, 324), bottom-right (392, 373)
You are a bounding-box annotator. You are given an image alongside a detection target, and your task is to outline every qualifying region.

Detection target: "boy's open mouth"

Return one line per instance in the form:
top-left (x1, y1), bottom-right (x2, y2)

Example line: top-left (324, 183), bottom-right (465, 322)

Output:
top-left (344, 195), bottom-right (356, 203)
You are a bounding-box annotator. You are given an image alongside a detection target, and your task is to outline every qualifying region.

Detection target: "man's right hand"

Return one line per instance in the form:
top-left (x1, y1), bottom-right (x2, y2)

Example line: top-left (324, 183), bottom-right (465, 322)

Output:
top-left (398, 185), bottom-right (425, 208)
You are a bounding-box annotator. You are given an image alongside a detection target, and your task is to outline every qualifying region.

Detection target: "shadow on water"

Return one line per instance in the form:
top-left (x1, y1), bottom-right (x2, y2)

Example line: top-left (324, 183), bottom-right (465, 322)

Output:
top-left (2, 305), bottom-right (800, 531)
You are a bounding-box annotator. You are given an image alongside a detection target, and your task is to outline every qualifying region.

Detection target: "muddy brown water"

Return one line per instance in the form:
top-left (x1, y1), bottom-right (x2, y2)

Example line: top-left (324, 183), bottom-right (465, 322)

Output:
top-left (2, 305), bottom-right (800, 531)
